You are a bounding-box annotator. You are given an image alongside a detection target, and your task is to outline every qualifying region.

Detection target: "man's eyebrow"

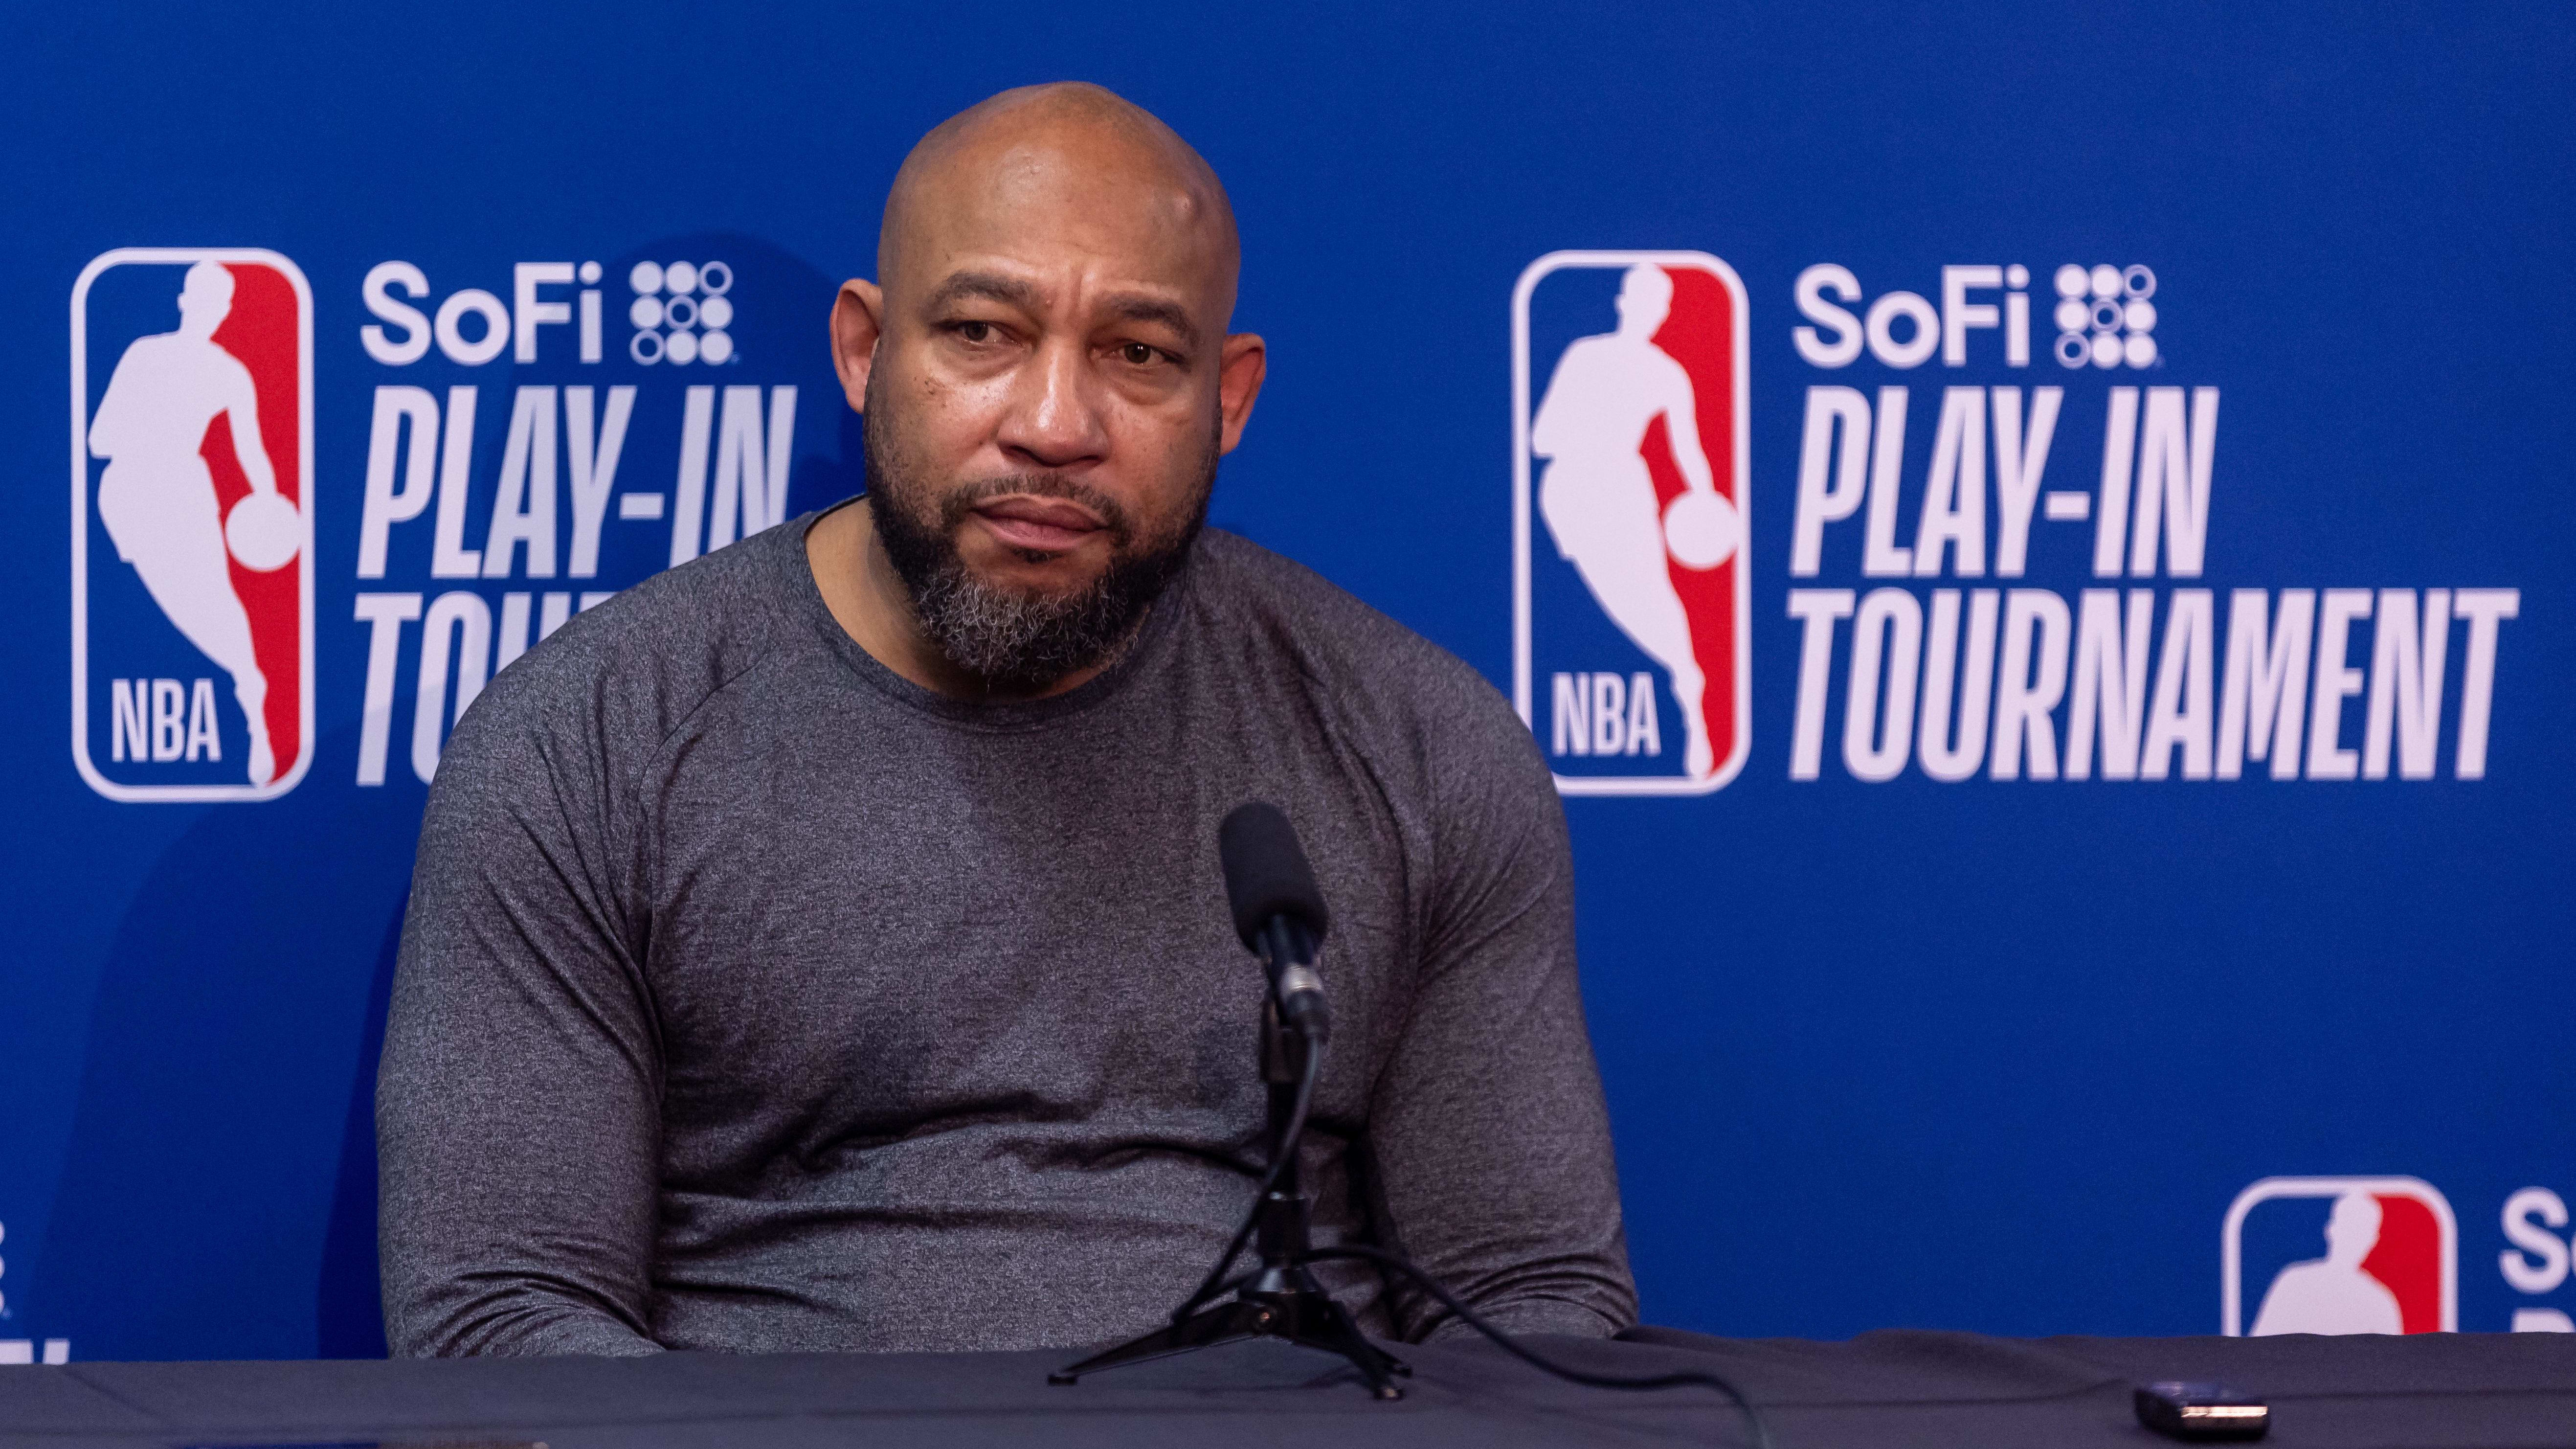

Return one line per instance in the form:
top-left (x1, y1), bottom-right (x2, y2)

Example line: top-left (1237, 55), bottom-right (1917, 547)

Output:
top-left (1101, 294), bottom-right (1201, 351)
top-left (923, 271), bottom-right (1042, 314)
top-left (921, 275), bottom-right (1201, 350)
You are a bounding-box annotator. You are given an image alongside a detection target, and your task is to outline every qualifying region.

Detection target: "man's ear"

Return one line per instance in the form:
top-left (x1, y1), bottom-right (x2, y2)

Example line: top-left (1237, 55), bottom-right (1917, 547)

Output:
top-left (1216, 332), bottom-right (1267, 454)
top-left (830, 279), bottom-right (886, 412)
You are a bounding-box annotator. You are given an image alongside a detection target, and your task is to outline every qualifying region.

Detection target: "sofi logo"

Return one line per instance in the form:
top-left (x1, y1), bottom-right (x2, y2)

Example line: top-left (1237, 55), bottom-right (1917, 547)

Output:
top-left (1788, 261), bottom-right (2163, 372)
top-left (1512, 251), bottom-right (1751, 794)
top-left (2223, 1177), bottom-right (2457, 1336)
top-left (71, 249), bottom-right (315, 802)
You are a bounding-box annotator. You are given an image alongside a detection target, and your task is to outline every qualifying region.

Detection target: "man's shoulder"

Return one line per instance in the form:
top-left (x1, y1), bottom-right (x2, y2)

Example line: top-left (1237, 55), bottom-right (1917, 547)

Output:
top-left (1189, 530), bottom-right (1474, 681)
top-left (445, 520), bottom-right (811, 768)
top-left (1187, 530), bottom-right (1538, 767)
top-left (109, 332), bottom-right (188, 374)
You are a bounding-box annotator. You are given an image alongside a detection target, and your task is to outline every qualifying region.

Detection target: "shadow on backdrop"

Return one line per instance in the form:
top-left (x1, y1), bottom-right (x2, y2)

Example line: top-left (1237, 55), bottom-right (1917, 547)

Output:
top-left (315, 907), bottom-right (403, 1357)
top-left (30, 720), bottom-right (420, 1360)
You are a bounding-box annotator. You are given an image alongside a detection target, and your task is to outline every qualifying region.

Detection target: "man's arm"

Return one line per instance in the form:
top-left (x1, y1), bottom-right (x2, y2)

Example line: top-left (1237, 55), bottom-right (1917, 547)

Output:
top-left (221, 361), bottom-right (278, 496)
top-left (376, 679), bottom-right (664, 1357)
top-left (1659, 356), bottom-right (1718, 497)
top-left (1363, 682), bottom-right (1638, 1342)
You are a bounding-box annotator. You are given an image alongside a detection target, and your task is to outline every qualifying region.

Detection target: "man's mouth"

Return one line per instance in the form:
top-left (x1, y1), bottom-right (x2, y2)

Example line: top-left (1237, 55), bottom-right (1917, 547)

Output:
top-left (967, 495), bottom-right (1108, 554)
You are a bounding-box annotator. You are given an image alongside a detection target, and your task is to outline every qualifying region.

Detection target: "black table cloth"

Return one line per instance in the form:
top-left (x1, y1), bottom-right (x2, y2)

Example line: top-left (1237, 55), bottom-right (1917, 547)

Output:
top-left (4, 1328), bottom-right (2571, 1447)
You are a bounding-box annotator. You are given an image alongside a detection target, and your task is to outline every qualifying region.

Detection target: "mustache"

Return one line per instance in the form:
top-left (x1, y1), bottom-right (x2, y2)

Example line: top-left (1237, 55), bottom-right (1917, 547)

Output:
top-left (937, 474), bottom-right (1134, 548)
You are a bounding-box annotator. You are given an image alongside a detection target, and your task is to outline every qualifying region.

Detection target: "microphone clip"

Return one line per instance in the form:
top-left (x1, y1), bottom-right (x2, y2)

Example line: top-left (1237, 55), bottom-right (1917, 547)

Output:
top-left (1257, 915), bottom-right (1330, 1046)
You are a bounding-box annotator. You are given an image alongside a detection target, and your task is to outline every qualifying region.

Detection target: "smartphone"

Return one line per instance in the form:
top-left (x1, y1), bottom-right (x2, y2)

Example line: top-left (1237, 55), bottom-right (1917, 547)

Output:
top-left (2134, 1381), bottom-right (2269, 1441)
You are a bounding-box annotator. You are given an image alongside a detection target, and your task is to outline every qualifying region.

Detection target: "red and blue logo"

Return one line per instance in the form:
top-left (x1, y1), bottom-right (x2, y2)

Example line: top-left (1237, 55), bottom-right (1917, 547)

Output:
top-left (72, 249), bottom-right (314, 801)
top-left (2223, 1176), bottom-right (2456, 1335)
top-left (1513, 251), bottom-right (1750, 794)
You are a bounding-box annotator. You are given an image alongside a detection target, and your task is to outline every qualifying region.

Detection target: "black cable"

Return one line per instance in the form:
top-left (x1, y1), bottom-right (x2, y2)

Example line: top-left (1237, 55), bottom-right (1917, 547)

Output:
top-left (1170, 1035), bottom-right (1322, 1324)
top-left (1146, 1008), bottom-right (1766, 1445)
top-left (1303, 1244), bottom-right (1774, 1449)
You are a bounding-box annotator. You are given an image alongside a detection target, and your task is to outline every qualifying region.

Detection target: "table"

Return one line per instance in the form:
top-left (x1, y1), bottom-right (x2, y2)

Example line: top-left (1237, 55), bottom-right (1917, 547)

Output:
top-left (4, 1328), bottom-right (2571, 1448)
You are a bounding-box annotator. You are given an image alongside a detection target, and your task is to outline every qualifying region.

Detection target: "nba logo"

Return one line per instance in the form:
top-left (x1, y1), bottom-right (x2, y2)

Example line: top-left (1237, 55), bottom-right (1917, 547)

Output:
top-left (71, 249), bottom-right (314, 801)
top-left (2222, 1177), bottom-right (2457, 1336)
top-left (1513, 251), bottom-right (1749, 794)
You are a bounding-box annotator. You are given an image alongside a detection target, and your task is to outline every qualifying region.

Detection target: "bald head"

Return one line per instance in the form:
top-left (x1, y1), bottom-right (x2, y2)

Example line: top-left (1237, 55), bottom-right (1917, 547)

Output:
top-left (879, 83), bottom-right (1240, 319)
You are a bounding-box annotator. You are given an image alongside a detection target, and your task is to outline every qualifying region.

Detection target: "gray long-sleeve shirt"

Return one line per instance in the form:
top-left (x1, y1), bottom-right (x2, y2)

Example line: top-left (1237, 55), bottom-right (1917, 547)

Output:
top-left (377, 509), bottom-right (1634, 1357)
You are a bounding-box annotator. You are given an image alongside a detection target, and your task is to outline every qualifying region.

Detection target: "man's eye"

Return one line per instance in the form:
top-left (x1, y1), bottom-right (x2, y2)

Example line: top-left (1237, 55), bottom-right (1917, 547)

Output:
top-left (957, 321), bottom-right (993, 343)
top-left (1120, 342), bottom-right (1158, 366)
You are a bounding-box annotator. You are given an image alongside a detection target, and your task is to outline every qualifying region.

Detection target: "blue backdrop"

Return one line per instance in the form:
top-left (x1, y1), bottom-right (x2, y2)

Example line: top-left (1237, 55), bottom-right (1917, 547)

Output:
top-left (4, 1), bottom-right (2571, 1361)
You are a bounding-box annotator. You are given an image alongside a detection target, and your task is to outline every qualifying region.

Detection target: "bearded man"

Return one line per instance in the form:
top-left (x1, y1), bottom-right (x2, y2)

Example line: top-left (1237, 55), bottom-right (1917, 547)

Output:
top-left (377, 82), bottom-right (1634, 1358)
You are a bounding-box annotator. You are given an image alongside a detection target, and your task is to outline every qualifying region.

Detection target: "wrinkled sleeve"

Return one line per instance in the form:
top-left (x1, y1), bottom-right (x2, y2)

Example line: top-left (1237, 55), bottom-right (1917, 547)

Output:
top-left (1364, 680), bottom-right (1637, 1342)
top-left (376, 678), bottom-right (665, 1358)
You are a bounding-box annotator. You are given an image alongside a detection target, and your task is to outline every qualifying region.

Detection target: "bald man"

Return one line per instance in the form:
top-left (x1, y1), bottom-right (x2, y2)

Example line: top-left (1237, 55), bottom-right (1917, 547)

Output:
top-left (379, 83), bottom-right (1634, 1359)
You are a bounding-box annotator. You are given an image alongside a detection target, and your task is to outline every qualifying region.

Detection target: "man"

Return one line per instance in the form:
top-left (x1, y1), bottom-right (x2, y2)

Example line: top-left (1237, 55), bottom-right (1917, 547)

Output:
top-left (88, 259), bottom-right (286, 786)
top-left (379, 83), bottom-right (1634, 1358)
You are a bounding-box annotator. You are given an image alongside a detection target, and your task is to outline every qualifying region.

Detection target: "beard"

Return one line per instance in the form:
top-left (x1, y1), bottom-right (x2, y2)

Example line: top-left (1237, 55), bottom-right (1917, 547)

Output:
top-left (863, 378), bottom-right (1216, 697)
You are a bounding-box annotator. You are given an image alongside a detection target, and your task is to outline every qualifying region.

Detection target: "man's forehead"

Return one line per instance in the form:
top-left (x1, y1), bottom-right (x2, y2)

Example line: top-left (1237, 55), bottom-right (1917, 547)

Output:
top-left (949, 139), bottom-right (1205, 229)
top-left (922, 167), bottom-right (1214, 272)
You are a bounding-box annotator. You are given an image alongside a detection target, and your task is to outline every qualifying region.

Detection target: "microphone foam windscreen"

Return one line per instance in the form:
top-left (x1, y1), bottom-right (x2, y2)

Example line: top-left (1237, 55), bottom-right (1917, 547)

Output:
top-left (1218, 801), bottom-right (1330, 949)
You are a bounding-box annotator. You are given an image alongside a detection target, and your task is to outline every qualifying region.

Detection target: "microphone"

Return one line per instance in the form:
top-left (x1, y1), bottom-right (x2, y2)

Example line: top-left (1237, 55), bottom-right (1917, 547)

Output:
top-left (1218, 802), bottom-right (1331, 1043)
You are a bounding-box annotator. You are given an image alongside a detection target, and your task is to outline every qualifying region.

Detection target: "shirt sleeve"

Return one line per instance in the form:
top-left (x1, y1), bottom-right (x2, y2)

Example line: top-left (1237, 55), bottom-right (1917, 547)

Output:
top-left (1361, 678), bottom-right (1639, 1343)
top-left (375, 673), bottom-right (666, 1358)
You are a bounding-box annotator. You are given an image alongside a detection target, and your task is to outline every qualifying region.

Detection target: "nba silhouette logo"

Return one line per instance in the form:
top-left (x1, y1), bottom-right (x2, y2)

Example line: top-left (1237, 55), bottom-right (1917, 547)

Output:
top-left (2222, 1177), bottom-right (2456, 1336)
top-left (71, 249), bottom-right (314, 801)
top-left (1513, 251), bottom-right (1749, 794)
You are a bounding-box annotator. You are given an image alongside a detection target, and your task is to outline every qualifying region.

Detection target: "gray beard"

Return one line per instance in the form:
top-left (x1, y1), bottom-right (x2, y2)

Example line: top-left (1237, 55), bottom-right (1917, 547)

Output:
top-left (863, 397), bottom-right (1214, 697)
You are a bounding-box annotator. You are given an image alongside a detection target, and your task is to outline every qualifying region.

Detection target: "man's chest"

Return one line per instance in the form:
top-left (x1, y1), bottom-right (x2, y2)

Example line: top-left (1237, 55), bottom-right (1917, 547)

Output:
top-left (628, 680), bottom-right (1424, 1137)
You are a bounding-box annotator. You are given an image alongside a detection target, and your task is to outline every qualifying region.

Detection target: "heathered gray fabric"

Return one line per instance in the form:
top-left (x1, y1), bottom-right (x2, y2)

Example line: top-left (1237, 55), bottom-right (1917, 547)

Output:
top-left (377, 506), bottom-right (1635, 1358)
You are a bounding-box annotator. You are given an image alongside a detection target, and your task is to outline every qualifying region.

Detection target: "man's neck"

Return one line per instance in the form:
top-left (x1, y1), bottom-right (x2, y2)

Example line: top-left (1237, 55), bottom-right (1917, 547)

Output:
top-left (805, 498), bottom-right (1122, 702)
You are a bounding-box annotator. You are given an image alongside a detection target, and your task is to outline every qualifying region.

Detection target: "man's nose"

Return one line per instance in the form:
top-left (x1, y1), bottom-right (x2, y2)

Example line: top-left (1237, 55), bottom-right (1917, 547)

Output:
top-left (996, 337), bottom-right (1110, 471)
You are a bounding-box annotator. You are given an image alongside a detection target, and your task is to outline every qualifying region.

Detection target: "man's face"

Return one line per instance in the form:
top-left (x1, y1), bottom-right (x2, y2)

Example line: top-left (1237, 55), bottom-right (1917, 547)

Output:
top-left (837, 123), bottom-right (1259, 691)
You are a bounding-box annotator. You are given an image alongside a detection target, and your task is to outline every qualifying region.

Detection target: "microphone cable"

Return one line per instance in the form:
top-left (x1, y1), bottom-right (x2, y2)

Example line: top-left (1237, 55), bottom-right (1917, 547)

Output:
top-left (1170, 1036), bottom-right (1323, 1324)
top-left (1169, 1033), bottom-right (1772, 1448)
top-left (1303, 1242), bottom-right (1775, 1449)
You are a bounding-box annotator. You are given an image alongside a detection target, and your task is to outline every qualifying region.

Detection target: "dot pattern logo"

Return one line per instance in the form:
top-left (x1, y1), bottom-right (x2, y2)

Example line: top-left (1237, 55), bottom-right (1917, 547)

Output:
top-left (627, 259), bottom-right (735, 366)
top-left (2053, 263), bottom-right (2157, 369)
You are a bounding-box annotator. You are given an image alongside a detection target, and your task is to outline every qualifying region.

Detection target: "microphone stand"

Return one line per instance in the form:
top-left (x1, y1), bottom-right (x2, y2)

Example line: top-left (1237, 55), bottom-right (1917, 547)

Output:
top-left (1048, 968), bottom-right (1411, 1399)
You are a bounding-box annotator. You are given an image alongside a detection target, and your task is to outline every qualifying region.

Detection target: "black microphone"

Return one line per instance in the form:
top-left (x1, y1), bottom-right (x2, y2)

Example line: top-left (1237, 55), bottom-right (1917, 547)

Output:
top-left (1218, 802), bottom-right (1330, 1043)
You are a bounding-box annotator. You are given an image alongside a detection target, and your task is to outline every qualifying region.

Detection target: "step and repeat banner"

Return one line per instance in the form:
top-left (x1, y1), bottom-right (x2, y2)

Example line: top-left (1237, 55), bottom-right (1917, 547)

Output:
top-left (2, 4), bottom-right (2569, 1360)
